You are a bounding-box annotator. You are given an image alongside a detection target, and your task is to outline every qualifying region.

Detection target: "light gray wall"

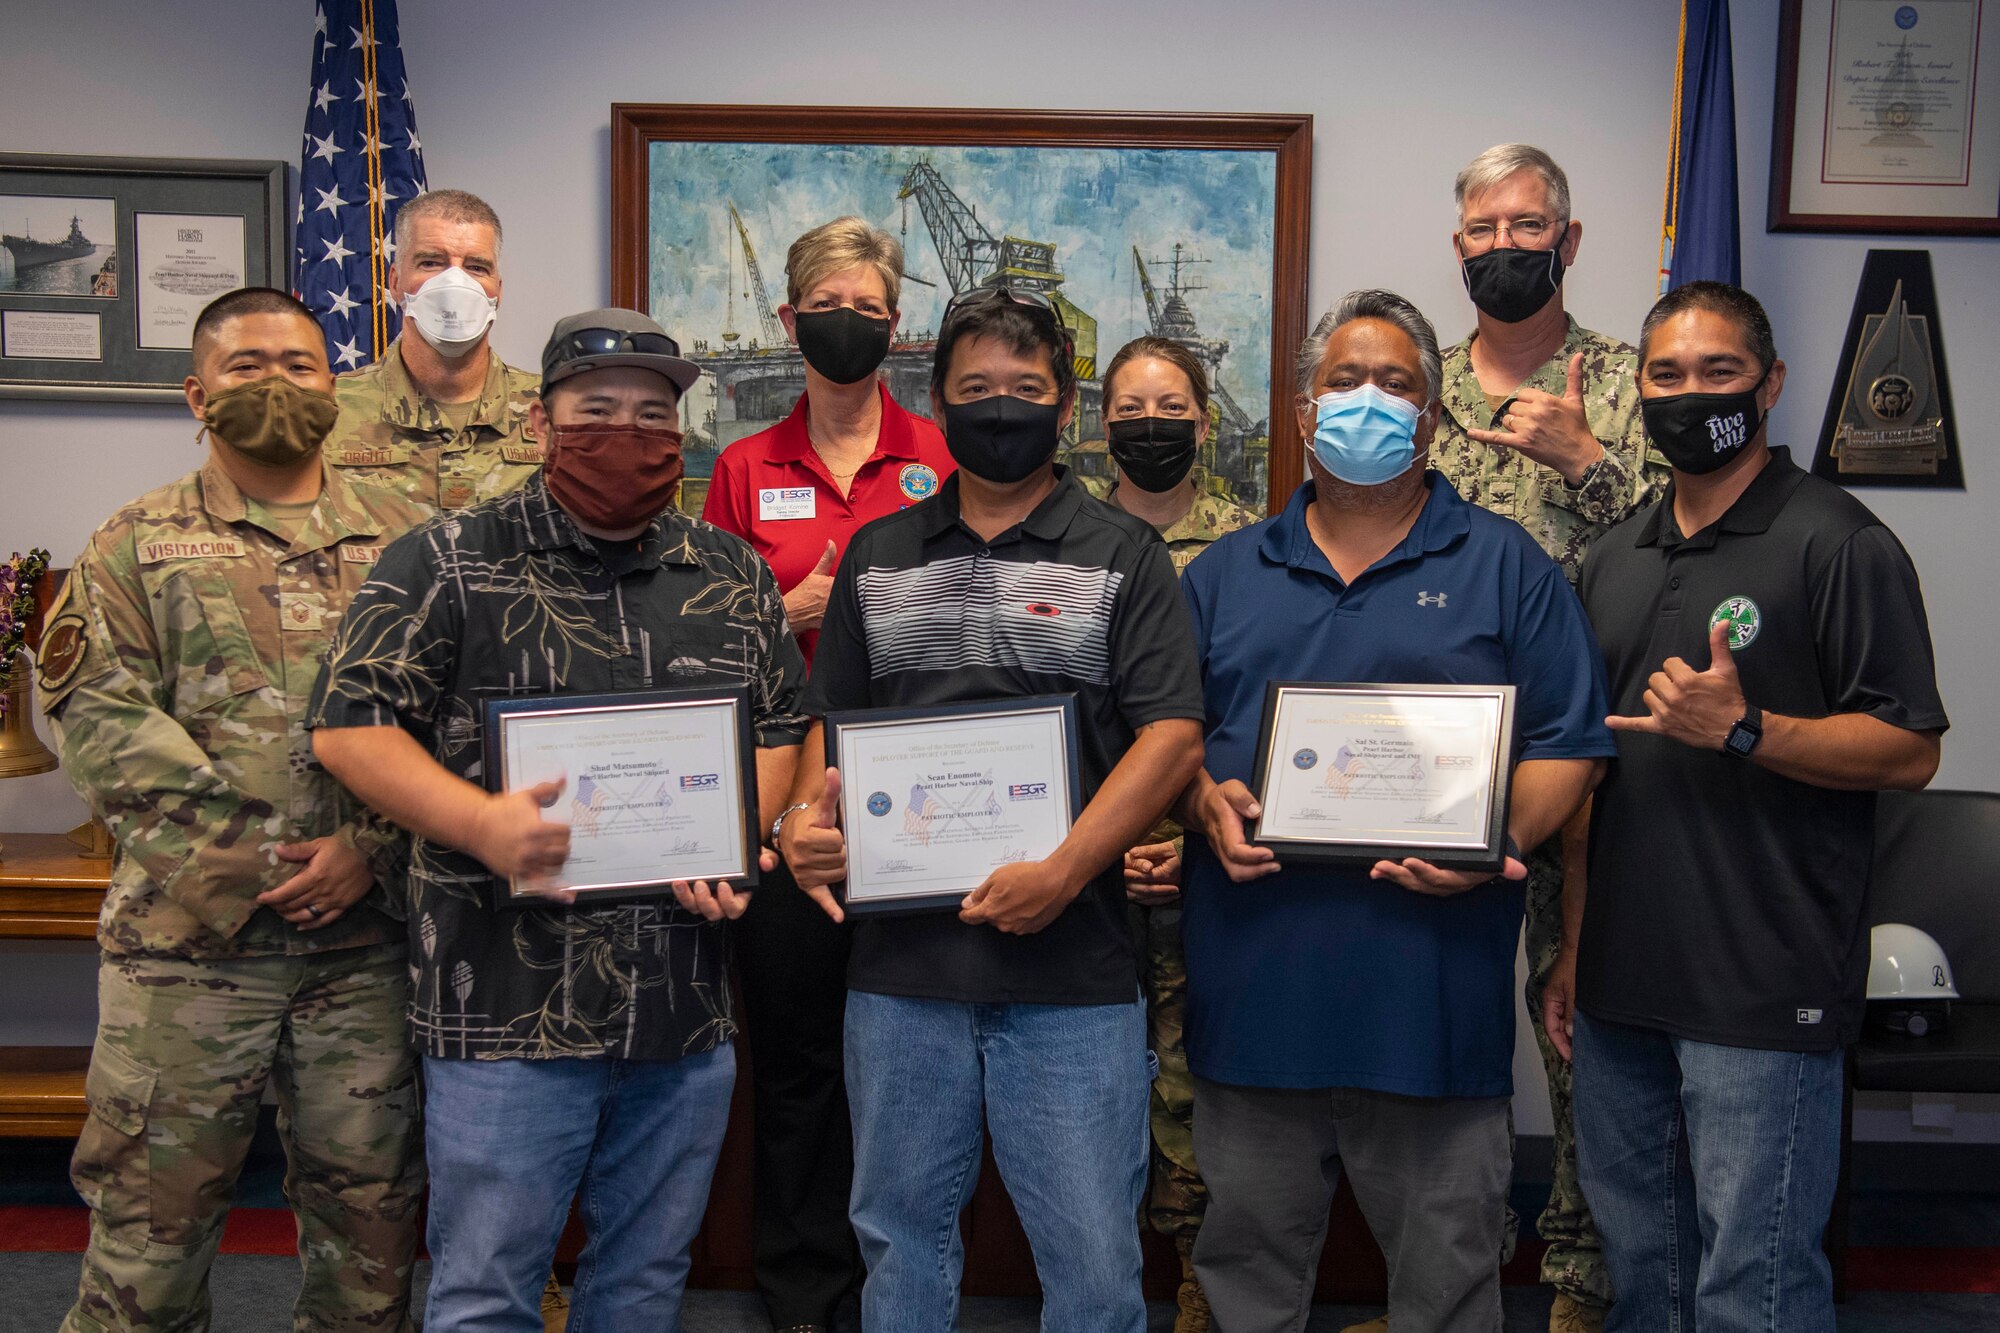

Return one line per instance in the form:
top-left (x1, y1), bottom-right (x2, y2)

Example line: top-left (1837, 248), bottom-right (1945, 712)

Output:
top-left (2, 0), bottom-right (1994, 1142)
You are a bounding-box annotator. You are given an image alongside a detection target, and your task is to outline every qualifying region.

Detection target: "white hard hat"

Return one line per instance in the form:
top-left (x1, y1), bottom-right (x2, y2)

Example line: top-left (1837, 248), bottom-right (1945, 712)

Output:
top-left (1867, 923), bottom-right (1959, 1001)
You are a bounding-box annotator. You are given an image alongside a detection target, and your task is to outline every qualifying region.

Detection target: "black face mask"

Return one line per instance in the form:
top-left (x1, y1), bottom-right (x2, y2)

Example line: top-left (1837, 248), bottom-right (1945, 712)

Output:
top-left (1106, 416), bottom-right (1200, 493)
top-left (1460, 244), bottom-right (1566, 324)
top-left (1641, 377), bottom-right (1768, 475)
top-left (793, 307), bottom-right (892, 385)
top-left (941, 395), bottom-right (1062, 484)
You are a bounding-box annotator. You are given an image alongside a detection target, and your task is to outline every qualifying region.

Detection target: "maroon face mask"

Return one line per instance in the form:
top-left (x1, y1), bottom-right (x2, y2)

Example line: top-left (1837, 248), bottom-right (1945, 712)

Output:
top-left (542, 423), bottom-right (685, 530)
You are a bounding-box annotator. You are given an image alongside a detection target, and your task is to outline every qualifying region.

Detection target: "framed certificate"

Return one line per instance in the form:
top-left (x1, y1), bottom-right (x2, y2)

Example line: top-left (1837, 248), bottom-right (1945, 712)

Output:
top-left (1249, 682), bottom-right (1517, 873)
top-left (824, 695), bottom-right (1083, 915)
top-left (1771, 0), bottom-right (2000, 235)
top-left (482, 686), bottom-right (760, 905)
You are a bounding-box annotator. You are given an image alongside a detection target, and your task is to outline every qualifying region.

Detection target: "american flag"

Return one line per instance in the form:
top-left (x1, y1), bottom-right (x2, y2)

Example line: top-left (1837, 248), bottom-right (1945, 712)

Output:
top-left (905, 783), bottom-right (941, 843)
top-left (570, 775), bottom-right (610, 836)
top-left (293, 0), bottom-right (428, 372)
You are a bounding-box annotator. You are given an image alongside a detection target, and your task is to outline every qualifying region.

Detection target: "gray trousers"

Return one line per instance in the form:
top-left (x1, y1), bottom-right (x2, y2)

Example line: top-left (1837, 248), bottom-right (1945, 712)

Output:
top-left (1190, 1076), bottom-right (1510, 1333)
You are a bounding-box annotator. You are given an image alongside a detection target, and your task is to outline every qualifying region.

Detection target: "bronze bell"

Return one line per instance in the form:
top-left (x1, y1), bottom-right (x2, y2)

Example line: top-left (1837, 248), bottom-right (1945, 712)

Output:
top-left (0, 650), bottom-right (60, 779)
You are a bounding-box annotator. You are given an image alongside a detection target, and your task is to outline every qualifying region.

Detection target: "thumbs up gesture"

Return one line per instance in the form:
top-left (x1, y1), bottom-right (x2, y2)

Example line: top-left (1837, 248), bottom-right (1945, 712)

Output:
top-left (1606, 619), bottom-right (1749, 752)
top-left (1465, 351), bottom-right (1604, 486)
top-left (783, 540), bottom-right (841, 633)
top-left (780, 765), bottom-right (850, 922)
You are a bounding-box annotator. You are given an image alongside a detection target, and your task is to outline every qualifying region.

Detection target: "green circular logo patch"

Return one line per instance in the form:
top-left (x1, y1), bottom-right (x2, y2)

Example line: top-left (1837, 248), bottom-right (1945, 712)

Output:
top-left (1710, 596), bottom-right (1761, 651)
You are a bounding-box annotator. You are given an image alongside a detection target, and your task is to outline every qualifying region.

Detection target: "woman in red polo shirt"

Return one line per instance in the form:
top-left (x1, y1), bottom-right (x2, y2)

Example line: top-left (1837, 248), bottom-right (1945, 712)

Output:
top-left (703, 216), bottom-right (953, 664)
top-left (699, 215), bottom-right (951, 1333)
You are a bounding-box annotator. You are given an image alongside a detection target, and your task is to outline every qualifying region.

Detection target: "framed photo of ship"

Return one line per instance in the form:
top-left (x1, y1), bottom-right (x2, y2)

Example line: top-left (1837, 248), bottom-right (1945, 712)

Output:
top-left (0, 154), bottom-right (288, 401)
top-left (1770, 0), bottom-right (2000, 235)
top-left (610, 105), bottom-right (1312, 518)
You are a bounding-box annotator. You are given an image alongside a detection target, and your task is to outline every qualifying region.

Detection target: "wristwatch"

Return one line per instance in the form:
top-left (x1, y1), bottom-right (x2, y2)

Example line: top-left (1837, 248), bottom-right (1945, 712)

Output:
top-left (771, 801), bottom-right (813, 850)
top-left (1723, 703), bottom-right (1763, 759)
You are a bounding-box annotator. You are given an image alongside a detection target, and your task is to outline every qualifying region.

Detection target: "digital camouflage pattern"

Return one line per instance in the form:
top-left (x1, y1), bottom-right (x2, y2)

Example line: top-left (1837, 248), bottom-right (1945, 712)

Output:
top-left (41, 459), bottom-right (430, 957)
top-left (63, 946), bottom-right (421, 1333)
top-left (1430, 315), bottom-right (1670, 586)
top-left (1432, 317), bottom-right (1646, 1310)
top-left (322, 337), bottom-right (542, 514)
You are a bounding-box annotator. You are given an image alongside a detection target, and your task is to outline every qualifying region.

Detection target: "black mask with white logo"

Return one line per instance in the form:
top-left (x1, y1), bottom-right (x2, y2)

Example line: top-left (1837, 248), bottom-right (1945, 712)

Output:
top-left (1460, 245), bottom-right (1566, 324)
top-left (793, 307), bottom-right (892, 385)
top-left (1640, 376), bottom-right (1768, 474)
top-left (1106, 415), bottom-right (1200, 493)
top-left (941, 395), bottom-right (1062, 484)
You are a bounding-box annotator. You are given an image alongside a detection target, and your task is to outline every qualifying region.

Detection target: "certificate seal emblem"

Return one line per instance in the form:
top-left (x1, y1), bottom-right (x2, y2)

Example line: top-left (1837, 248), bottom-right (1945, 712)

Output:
top-left (898, 463), bottom-right (939, 502)
top-left (1710, 596), bottom-right (1762, 651)
top-left (866, 791), bottom-right (892, 817)
top-left (1896, 6), bottom-right (1919, 29)
top-left (1292, 748), bottom-right (1318, 770)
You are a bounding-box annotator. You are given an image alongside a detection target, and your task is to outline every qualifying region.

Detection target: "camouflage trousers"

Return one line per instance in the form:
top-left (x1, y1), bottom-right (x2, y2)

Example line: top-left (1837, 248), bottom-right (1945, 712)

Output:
top-left (63, 943), bottom-right (423, 1333)
top-left (1137, 902), bottom-right (1206, 1243)
top-left (1513, 842), bottom-right (1613, 1309)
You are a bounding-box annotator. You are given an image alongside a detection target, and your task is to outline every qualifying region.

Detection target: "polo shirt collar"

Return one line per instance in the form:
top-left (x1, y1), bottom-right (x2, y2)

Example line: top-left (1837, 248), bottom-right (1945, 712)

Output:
top-left (516, 472), bottom-right (699, 567)
top-left (1258, 470), bottom-right (1469, 577)
top-left (766, 381), bottom-right (920, 465)
top-left (1639, 446), bottom-right (1806, 550)
top-left (914, 465), bottom-right (1085, 544)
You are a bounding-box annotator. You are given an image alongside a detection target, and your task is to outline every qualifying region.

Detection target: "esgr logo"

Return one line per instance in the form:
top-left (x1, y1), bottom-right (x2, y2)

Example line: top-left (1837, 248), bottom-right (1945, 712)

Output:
top-left (679, 773), bottom-right (721, 791)
top-left (1008, 783), bottom-right (1048, 801)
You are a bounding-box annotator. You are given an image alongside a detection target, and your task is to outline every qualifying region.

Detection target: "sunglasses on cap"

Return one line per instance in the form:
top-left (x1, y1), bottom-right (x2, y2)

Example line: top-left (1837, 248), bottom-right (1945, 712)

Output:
top-left (940, 285), bottom-right (1074, 354)
top-left (547, 327), bottom-right (686, 365)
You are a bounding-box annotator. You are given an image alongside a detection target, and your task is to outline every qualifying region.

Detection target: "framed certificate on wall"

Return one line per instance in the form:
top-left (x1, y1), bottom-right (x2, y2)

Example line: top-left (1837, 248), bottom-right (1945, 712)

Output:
top-left (1771, 0), bottom-right (2000, 234)
top-left (0, 153), bottom-right (287, 400)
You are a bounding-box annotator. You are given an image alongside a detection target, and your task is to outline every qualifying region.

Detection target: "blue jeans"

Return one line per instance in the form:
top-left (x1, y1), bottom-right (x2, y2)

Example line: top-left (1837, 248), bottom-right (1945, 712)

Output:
top-left (845, 989), bottom-right (1151, 1333)
top-left (420, 1046), bottom-right (736, 1333)
top-left (1572, 1012), bottom-right (1843, 1333)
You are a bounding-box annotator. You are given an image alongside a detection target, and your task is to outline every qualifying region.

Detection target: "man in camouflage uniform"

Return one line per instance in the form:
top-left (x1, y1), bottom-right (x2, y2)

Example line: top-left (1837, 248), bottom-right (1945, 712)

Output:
top-left (320, 188), bottom-right (542, 514)
top-left (1106, 432), bottom-right (1261, 1333)
top-left (39, 288), bottom-right (429, 1332)
top-left (1405, 144), bottom-right (1668, 1333)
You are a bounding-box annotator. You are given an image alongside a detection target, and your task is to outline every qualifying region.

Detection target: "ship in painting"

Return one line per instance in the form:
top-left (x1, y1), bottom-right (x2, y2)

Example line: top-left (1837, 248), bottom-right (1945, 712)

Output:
top-left (2, 214), bottom-right (94, 271)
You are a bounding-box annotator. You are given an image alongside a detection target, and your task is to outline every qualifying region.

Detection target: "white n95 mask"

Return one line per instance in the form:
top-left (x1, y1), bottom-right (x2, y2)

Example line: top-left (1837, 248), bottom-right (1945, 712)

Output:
top-left (403, 266), bottom-right (497, 356)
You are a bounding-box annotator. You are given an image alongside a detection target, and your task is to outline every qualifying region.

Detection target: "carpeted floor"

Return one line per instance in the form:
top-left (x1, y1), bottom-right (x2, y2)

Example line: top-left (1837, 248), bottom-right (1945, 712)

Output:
top-left (4, 1255), bottom-right (1998, 1332)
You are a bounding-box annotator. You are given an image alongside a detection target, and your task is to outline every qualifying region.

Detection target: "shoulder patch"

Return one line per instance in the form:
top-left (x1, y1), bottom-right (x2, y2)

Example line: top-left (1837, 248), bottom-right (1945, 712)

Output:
top-left (340, 545), bottom-right (387, 564)
top-left (36, 613), bottom-right (88, 700)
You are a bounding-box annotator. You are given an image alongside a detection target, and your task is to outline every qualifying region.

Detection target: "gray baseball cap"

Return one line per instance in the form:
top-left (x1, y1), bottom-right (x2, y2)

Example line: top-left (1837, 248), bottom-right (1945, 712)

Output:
top-left (540, 307), bottom-right (702, 396)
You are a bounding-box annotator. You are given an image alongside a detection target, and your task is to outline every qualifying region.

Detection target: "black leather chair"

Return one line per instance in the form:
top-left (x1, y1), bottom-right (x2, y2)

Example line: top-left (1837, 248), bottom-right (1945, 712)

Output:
top-left (1829, 788), bottom-right (2000, 1299)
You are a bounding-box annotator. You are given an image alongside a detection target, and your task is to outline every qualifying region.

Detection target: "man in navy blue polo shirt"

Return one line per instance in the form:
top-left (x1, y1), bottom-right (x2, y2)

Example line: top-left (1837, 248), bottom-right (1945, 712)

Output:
top-left (1176, 289), bottom-right (1615, 1333)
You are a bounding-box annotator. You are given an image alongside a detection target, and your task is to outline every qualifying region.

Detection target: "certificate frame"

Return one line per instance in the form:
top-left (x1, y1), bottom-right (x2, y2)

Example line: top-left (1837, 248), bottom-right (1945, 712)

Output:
top-left (823, 694), bottom-right (1084, 916)
top-left (1771, 0), bottom-right (2000, 235)
top-left (0, 152), bottom-right (288, 400)
top-left (481, 685), bottom-right (761, 907)
top-left (1248, 682), bottom-right (1517, 873)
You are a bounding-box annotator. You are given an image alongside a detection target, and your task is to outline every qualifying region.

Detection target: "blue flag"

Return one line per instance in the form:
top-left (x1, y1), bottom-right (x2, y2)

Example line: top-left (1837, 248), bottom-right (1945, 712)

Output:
top-left (294, 0), bottom-right (428, 371)
top-left (1660, 0), bottom-right (1740, 292)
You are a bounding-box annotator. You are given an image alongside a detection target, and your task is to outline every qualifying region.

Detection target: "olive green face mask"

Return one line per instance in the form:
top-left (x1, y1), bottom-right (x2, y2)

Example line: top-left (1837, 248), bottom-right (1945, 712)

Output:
top-left (201, 375), bottom-right (340, 466)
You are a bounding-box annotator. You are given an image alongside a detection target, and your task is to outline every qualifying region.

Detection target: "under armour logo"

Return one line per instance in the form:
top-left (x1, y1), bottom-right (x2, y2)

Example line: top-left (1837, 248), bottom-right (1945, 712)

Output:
top-left (1417, 591), bottom-right (1448, 607)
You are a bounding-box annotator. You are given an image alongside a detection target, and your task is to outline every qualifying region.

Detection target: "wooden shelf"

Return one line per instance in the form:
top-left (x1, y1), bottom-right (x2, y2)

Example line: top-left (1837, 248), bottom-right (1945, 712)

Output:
top-left (0, 833), bottom-right (108, 1136)
top-left (0, 832), bottom-right (111, 941)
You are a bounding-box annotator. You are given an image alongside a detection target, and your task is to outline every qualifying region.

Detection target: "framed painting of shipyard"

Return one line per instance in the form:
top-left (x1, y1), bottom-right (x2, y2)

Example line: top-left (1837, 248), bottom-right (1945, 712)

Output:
top-left (611, 105), bottom-right (1312, 518)
top-left (0, 153), bottom-right (289, 402)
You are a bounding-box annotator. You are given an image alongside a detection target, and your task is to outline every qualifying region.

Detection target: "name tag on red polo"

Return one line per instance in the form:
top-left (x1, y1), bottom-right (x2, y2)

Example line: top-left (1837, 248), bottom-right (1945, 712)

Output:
top-left (759, 486), bottom-right (817, 521)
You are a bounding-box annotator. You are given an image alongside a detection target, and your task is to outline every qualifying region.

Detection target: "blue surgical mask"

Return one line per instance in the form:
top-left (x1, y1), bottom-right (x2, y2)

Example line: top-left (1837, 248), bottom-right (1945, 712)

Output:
top-left (1307, 384), bottom-right (1422, 486)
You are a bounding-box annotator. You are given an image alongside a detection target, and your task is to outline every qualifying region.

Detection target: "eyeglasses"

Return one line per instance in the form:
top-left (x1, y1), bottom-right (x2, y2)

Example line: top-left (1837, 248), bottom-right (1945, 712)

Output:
top-left (1458, 217), bottom-right (1561, 251)
top-left (940, 285), bottom-right (1074, 354)
top-left (549, 328), bottom-right (685, 364)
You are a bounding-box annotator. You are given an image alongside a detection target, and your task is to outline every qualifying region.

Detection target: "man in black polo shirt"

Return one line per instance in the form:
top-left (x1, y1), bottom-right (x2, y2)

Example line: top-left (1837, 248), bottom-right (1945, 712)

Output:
top-left (310, 308), bottom-right (808, 1330)
top-left (1568, 282), bottom-right (1946, 1332)
top-left (778, 287), bottom-right (1205, 1332)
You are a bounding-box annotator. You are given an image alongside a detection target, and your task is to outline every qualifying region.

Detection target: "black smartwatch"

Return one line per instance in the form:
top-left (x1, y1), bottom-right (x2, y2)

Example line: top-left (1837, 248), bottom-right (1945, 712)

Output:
top-left (1723, 703), bottom-right (1763, 759)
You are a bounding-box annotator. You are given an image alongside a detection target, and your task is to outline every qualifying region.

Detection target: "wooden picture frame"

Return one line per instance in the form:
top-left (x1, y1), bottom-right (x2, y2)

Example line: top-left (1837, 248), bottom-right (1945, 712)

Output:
top-left (1770, 0), bottom-right (2000, 235)
top-left (0, 153), bottom-right (289, 400)
top-left (610, 104), bottom-right (1312, 516)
